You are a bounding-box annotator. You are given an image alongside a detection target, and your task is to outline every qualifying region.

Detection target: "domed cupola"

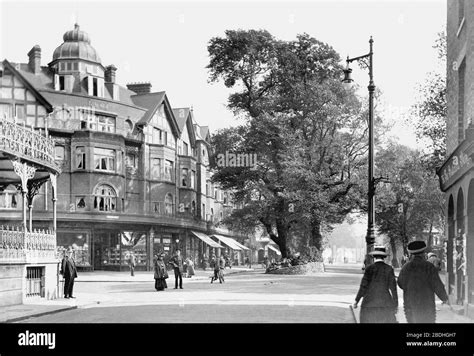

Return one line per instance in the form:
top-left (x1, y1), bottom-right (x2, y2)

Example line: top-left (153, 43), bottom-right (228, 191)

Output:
top-left (52, 24), bottom-right (101, 64)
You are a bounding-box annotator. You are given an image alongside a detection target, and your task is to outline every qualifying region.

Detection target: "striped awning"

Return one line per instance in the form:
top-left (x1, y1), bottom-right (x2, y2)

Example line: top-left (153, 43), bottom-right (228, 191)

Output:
top-left (191, 231), bottom-right (223, 249)
top-left (267, 244), bottom-right (281, 256)
top-left (232, 240), bottom-right (250, 251)
top-left (211, 234), bottom-right (242, 250)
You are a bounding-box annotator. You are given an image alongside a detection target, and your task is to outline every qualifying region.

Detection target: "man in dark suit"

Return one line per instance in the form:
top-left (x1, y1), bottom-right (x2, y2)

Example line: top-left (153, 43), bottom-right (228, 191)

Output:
top-left (353, 246), bottom-right (398, 323)
top-left (60, 248), bottom-right (78, 299)
top-left (169, 249), bottom-right (184, 289)
top-left (398, 240), bottom-right (450, 323)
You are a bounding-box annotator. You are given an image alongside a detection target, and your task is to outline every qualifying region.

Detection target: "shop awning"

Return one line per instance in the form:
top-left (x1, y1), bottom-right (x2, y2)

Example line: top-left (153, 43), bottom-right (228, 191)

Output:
top-left (211, 234), bottom-right (242, 250)
top-left (232, 240), bottom-right (250, 251)
top-left (267, 244), bottom-right (281, 255)
top-left (191, 231), bottom-right (223, 249)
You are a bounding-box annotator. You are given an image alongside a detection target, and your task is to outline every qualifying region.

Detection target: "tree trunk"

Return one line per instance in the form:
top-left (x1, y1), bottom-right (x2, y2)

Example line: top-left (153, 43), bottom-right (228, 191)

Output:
top-left (427, 221), bottom-right (433, 248)
top-left (390, 237), bottom-right (399, 268)
top-left (310, 218), bottom-right (323, 251)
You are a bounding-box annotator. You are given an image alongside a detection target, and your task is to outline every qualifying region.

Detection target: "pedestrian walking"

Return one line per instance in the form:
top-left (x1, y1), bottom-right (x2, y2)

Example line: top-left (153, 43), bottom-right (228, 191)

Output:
top-left (154, 254), bottom-right (168, 291)
top-left (353, 246), bottom-right (398, 323)
top-left (427, 252), bottom-right (442, 272)
top-left (128, 251), bottom-right (136, 276)
top-left (397, 240), bottom-right (450, 323)
top-left (218, 255), bottom-right (226, 283)
top-left (455, 241), bottom-right (465, 305)
top-left (60, 247), bottom-right (78, 299)
top-left (169, 249), bottom-right (184, 289)
top-left (186, 258), bottom-right (195, 278)
top-left (210, 256), bottom-right (218, 283)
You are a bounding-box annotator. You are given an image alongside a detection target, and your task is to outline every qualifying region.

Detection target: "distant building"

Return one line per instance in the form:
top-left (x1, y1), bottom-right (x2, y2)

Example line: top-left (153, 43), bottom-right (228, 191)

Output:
top-left (437, 0), bottom-right (473, 313)
top-left (0, 24), bottom-right (248, 272)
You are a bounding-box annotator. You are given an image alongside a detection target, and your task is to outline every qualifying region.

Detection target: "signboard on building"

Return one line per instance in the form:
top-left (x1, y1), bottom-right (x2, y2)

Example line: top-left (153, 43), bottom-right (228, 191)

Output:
top-left (437, 149), bottom-right (474, 192)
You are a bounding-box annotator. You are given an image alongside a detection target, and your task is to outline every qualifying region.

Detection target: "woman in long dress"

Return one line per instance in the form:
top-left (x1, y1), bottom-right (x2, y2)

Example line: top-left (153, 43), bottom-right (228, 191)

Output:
top-left (154, 255), bottom-right (168, 291)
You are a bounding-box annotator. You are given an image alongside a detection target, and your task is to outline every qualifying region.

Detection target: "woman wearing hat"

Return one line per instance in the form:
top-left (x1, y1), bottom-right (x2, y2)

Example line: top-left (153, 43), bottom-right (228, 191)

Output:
top-left (353, 246), bottom-right (398, 323)
top-left (154, 254), bottom-right (168, 291)
top-left (397, 240), bottom-right (449, 323)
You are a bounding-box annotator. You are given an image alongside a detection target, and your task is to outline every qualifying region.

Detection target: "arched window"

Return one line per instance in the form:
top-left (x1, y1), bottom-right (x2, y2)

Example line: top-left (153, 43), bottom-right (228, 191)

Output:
top-left (165, 193), bottom-right (173, 215)
top-left (93, 184), bottom-right (117, 212)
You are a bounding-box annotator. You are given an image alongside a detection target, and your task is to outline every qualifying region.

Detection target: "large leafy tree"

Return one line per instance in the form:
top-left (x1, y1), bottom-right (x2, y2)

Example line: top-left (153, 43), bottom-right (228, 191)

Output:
top-left (375, 142), bottom-right (445, 267)
top-left (208, 30), bottom-right (368, 257)
top-left (410, 30), bottom-right (447, 170)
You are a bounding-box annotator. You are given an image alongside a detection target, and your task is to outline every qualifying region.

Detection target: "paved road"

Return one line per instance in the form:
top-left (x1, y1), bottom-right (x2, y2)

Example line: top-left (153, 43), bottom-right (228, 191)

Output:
top-left (21, 265), bottom-right (363, 323)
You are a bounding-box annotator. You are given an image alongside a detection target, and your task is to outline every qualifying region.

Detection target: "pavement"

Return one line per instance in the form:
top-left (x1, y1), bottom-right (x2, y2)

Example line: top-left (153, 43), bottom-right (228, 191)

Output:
top-left (0, 266), bottom-right (262, 323)
top-left (1, 263), bottom-right (472, 323)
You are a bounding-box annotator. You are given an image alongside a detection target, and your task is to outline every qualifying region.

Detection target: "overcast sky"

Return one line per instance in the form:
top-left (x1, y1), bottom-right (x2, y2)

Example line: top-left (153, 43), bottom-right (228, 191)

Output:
top-left (0, 0), bottom-right (445, 147)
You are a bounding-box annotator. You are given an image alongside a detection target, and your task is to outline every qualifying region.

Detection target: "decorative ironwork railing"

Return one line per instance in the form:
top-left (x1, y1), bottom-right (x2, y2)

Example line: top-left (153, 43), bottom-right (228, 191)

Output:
top-left (0, 225), bottom-right (57, 263)
top-left (0, 117), bottom-right (56, 169)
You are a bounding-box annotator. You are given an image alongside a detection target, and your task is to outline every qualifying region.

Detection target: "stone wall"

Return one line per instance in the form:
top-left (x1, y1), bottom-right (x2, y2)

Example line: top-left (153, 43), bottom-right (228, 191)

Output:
top-left (266, 262), bottom-right (325, 275)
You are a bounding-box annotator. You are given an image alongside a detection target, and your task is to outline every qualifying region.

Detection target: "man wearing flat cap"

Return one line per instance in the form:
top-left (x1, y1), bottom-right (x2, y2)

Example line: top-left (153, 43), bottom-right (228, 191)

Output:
top-left (353, 246), bottom-right (398, 323)
top-left (397, 240), bottom-right (450, 323)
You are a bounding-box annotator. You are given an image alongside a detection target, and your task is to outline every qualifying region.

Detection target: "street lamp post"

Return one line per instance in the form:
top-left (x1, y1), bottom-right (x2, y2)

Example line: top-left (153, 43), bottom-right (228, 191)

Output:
top-left (342, 37), bottom-right (376, 263)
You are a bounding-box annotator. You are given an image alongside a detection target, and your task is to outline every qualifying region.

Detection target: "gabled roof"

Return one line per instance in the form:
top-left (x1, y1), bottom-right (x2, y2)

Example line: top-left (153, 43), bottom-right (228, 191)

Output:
top-left (2, 60), bottom-right (53, 112)
top-left (131, 91), bottom-right (180, 138)
top-left (172, 107), bottom-right (196, 147)
top-left (194, 123), bottom-right (210, 144)
top-left (200, 126), bottom-right (210, 141)
top-left (172, 108), bottom-right (189, 131)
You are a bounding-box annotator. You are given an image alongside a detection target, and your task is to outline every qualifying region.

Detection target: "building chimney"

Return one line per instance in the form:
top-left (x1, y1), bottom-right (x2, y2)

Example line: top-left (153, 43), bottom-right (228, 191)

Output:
top-left (126, 82), bottom-right (152, 95)
top-left (105, 64), bottom-right (117, 83)
top-left (27, 45), bottom-right (41, 74)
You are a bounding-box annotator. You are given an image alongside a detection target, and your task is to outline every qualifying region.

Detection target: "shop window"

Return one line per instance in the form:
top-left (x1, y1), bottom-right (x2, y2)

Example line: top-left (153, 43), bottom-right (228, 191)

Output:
top-left (165, 193), bottom-right (173, 215)
top-left (56, 231), bottom-right (91, 267)
top-left (94, 148), bottom-right (115, 171)
top-left (76, 147), bottom-right (86, 170)
top-left (93, 184), bottom-right (117, 212)
top-left (121, 232), bottom-right (147, 267)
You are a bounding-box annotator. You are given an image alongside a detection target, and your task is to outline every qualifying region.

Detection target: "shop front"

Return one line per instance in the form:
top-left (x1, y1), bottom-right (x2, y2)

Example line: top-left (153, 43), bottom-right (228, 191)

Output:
top-left (92, 230), bottom-right (148, 271)
top-left (57, 230), bottom-right (92, 270)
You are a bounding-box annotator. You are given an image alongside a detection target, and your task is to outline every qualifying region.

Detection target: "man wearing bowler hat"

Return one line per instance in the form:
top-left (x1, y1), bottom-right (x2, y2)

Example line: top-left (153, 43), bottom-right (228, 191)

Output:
top-left (398, 240), bottom-right (450, 323)
top-left (353, 246), bottom-right (398, 323)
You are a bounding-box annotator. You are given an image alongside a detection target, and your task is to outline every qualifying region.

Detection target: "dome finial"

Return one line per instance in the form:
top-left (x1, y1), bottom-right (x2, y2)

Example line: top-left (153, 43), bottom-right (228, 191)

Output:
top-left (74, 23), bottom-right (80, 30)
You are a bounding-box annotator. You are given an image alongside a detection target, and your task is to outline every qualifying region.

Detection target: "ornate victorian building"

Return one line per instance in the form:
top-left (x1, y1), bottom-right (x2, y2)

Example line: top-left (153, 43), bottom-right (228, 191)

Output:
top-left (0, 24), bottom-right (248, 273)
